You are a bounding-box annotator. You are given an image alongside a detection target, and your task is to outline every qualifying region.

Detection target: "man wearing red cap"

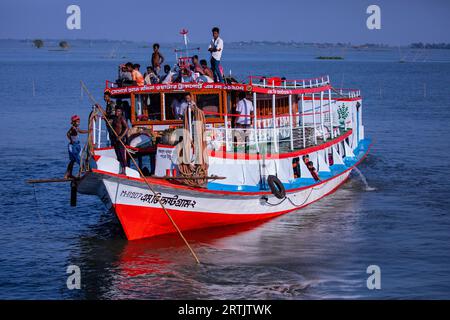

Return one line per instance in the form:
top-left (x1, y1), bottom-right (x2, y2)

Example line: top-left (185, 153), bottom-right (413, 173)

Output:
top-left (65, 115), bottom-right (88, 179)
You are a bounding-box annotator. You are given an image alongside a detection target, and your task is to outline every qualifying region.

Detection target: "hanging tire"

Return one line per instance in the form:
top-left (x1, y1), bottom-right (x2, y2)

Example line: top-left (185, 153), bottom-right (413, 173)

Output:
top-left (268, 175), bottom-right (286, 199)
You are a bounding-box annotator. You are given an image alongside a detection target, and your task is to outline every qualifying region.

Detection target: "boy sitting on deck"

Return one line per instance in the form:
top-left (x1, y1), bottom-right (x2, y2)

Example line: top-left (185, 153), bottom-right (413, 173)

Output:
top-left (65, 115), bottom-right (88, 179)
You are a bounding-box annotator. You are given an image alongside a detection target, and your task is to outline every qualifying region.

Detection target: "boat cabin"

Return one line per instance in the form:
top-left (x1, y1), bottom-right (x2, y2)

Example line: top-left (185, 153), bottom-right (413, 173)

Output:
top-left (101, 74), bottom-right (364, 156)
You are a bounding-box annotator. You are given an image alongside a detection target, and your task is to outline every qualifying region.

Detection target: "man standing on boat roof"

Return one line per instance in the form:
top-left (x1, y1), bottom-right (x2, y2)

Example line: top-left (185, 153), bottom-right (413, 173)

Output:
top-left (208, 27), bottom-right (224, 83)
top-left (151, 43), bottom-right (165, 75)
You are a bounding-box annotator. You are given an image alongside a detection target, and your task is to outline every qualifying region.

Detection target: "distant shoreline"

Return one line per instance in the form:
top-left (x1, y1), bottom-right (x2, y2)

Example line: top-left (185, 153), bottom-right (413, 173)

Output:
top-left (2, 39), bottom-right (450, 50)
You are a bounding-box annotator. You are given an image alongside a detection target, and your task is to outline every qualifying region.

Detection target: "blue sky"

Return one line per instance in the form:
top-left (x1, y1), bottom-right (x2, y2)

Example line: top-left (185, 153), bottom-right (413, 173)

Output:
top-left (0, 0), bottom-right (449, 44)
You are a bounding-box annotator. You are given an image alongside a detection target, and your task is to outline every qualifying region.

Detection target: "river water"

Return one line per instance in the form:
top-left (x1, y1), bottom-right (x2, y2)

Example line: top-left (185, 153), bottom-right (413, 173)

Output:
top-left (0, 40), bottom-right (449, 299)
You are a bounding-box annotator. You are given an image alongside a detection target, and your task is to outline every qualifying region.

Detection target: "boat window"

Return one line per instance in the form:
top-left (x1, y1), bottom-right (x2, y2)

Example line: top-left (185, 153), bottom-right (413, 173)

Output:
top-left (195, 93), bottom-right (220, 118)
top-left (164, 93), bottom-right (186, 120)
top-left (134, 94), bottom-right (161, 121)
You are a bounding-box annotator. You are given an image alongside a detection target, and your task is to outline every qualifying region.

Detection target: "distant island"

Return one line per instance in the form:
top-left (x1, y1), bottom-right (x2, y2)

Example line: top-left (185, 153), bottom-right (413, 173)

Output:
top-left (316, 56), bottom-right (344, 60)
top-left (229, 40), bottom-right (389, 49)
top-left (410, 42), bottom-right (450, 49)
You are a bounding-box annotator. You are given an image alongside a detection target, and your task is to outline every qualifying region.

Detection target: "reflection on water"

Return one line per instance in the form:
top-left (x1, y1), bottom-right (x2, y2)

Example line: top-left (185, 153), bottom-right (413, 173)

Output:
top-left (64, 183), bottom-right (368, 299)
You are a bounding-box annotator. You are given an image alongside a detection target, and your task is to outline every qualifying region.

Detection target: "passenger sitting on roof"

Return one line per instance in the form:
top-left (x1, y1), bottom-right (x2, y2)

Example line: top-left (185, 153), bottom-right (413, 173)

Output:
top-left (191, 55), bottom-right (205, 82)
top-left (161, 65), bottom-right (176, 84)
top-left (181, 67), bottom-right (194, 83)
top-left (200, 59), bottom-right (214, 80)
top-left (118, 63), bottom-right (133, 86)
top-left (193, 58), bottom-right (213, 83)
top-left (144, 66), bottom-right (159, 85)
top-left (306, 161), bottom-right (320, 181)
top-left (131, 63), bottom-right (144, 86)
top-left (191, 55), bottom-right (204, 75)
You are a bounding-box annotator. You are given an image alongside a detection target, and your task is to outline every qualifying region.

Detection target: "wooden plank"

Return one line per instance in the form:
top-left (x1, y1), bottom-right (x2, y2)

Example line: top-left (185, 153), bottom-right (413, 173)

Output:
top-left (27, 178), bottom-right (76, 184)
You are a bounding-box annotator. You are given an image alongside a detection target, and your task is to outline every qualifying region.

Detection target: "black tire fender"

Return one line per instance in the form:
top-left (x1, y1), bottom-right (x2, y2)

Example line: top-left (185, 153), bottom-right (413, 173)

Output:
top-left (267, 175), bottom-right (286, 199)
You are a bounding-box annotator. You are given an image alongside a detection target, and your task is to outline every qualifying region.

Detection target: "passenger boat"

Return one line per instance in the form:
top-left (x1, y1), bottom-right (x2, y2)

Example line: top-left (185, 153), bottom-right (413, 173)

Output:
top-left (76, 44), bottom-right (371, 241)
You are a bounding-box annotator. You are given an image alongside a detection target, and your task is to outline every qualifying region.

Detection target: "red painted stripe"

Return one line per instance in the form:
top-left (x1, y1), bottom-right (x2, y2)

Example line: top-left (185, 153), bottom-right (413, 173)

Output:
top-left (251, 84), bottom-right (332, 95)
top-left (303, 96), bottom-right (362, 102)
top-left (107, 82), bottom-right (333, 96)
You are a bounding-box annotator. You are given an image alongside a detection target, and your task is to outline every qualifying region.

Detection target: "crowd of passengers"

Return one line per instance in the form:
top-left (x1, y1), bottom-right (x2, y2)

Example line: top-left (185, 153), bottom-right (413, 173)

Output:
top-left (116, 27), bottom-right (225, 87)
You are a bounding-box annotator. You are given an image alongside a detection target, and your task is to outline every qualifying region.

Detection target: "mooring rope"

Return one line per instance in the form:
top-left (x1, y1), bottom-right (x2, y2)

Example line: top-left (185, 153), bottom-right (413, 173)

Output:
top-left (264, 180), bottom-right (328, 208)
top-left (80, 81), bottom-right (200, 264)
top-left (178, 103), bottom-right (209, 188)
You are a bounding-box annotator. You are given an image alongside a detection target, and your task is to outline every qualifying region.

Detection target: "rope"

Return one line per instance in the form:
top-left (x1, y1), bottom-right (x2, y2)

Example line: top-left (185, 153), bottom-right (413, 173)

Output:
top-left (80, 81), bottom-right (201, 264)
top-left (32, 184), bottom-right (49, 234)
top-left (286, 187), bottom-right (314, 208)
top-left (178, 103), bottom-right (209, 188)
top-left (264, 180), bottom-right (327, 208)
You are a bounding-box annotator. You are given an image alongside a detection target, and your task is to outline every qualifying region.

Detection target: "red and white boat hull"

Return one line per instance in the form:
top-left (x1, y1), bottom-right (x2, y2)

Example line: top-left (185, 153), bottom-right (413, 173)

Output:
top-left (79, 165), bottom-right (355, 240)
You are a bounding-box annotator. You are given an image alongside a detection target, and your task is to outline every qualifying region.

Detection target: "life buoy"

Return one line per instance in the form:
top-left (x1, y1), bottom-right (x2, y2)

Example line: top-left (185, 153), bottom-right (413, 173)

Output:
top-left (268, 175), bottom-right (286, 199)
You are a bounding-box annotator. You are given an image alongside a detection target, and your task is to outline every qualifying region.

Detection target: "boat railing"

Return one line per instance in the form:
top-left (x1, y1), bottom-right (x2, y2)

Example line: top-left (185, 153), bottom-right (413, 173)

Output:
top-left (90, 113), bottom-right (111, 149)
top-left (331, 88), bottom-right (361, 99)
top-left (248, 75), bottom-right (330, 89)
top-left (105, 80), bottom-right (118, 89)
top-left (105, 75), bottom-right (332, 92)
top-left (207, 124), bottom-right (340, 154)
top-left (204, 108), bottom-right (339, 154)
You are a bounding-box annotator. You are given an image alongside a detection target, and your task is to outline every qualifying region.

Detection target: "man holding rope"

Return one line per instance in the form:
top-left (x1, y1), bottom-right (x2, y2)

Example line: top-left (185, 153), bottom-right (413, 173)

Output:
top-left (97, 103), bottom-right (129, 174)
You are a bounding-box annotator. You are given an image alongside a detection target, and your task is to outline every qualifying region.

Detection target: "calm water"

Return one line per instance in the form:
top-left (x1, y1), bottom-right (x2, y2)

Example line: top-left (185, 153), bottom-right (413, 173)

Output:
top-left (0, 40), bottom-right (450, 299)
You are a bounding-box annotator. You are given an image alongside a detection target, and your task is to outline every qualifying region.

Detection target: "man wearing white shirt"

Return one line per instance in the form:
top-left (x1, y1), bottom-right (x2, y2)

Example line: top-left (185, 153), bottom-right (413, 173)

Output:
top-left (235, 91), bottom-right (254, 128)
top-left (208, 27), bottom-right (224, 83)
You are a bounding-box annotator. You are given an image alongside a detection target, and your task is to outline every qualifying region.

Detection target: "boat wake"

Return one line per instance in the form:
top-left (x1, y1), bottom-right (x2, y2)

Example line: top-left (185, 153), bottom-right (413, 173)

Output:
top-left (353, 167), bottom-right (376, 191)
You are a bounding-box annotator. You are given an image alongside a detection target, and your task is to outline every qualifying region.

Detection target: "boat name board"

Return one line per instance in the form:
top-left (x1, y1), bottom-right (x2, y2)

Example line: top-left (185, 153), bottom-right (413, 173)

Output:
top-left (109, 83), bottom-right (247, 95)
top-left (120, 190), bottom-right (197, 208)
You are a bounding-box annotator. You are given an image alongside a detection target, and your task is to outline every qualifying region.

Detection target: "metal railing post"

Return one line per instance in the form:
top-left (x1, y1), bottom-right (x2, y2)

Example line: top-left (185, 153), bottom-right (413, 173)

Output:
top-left (328, 89), bottom-right (334, 139)
top-left (289, 94), bottom-right (294, 150)
top-left (320, 91), bottom-right (325, 141)
top-left (301, 94), bottom-right (305, 148)
top-left (312, 93), bottom-right (317, 145)
top-left (272, 94), bottom-right (278, 153)
top-left (253, 92), bottom-right (259, 153)
top-left (98, 117), bottom-right (102, 148)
